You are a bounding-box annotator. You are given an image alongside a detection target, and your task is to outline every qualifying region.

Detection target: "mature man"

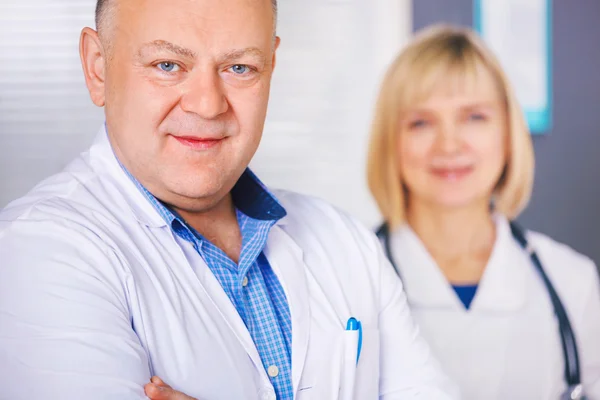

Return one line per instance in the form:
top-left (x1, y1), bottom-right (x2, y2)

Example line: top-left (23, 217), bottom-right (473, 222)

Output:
top-left (0, 0), bottom-right (458, 399)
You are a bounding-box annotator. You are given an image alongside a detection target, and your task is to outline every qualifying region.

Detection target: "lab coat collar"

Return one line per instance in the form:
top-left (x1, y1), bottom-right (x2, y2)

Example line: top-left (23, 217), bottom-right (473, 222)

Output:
top-left (390, 215), bottom-right (528, 312)
top-left (88, 125), bottom-right (291, 229)
top-left (88, 126), bottom-right (167, 228)
top-left (472, 216), bottom-right (529, 312)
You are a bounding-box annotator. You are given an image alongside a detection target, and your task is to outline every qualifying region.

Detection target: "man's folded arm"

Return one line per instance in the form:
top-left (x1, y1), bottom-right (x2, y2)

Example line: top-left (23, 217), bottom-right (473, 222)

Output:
top-left (0, 219), bottom-right (150, 400)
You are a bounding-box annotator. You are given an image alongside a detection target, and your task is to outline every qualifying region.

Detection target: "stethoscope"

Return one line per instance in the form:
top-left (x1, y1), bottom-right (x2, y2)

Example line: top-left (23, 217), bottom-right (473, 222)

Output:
top-left (376, 220), bottom-right (585, 400)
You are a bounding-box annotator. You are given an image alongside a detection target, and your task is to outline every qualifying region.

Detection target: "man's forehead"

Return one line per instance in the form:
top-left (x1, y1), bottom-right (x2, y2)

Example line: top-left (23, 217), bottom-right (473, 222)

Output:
top-left (112, 0), bottom-right (275, 40)
top-left (100, 0), bottom-right (275, 33)
top-left (112, 0), bottom-right (274, 19)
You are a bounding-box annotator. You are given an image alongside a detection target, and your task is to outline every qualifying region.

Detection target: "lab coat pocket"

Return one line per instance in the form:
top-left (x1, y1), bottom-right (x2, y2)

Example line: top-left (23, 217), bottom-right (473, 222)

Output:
top-left (339, 329), bottom-right (360, 400)
top-left (352, 328), bottom-right (380, 399)
top-left (296, 328), bottom-right (379, 400)
top-left (296, 331), bottom-right (344, 400)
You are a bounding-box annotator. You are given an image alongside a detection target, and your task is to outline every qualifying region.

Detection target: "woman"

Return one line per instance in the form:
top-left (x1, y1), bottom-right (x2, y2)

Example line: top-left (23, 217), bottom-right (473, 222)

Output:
top-left (367, 24), bottom-right (600, 399)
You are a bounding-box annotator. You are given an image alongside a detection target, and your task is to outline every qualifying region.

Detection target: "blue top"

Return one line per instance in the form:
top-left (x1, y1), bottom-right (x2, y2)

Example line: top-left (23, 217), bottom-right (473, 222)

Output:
top-left (125, 167), bottom-right (293, 399)
top-left (452, 284), bottom-right (479, 309)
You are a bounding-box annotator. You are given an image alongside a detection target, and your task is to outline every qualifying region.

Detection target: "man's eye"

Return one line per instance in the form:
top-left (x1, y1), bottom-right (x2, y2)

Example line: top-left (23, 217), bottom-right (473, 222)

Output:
top-left (230, 65), bottom-right (249, 74)
top-left (157, 62), bottom-right (180, 73)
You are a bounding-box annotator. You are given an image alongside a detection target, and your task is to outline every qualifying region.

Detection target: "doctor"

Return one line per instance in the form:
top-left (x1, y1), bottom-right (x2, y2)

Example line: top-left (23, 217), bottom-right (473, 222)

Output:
top-left (0, 0), bottom-right (458, 399)
top-left (367, 24), bottom-right (600, 399)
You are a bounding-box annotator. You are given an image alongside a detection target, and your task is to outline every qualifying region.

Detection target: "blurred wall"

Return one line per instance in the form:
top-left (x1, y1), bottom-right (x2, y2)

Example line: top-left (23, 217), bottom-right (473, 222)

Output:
top-left (0, 1), bottom-right (103, 207)
top-left (414, 0), bottom-right (600, 264)
top-left (251, 0), bottom-right (412, 226)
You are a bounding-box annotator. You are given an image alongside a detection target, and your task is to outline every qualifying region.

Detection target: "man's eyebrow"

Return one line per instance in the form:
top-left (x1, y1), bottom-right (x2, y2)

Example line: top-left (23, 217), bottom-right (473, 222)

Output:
top-left (137, 40), bottom-right (197, 59)
top-left (220, 47), bottom-right (267, 64)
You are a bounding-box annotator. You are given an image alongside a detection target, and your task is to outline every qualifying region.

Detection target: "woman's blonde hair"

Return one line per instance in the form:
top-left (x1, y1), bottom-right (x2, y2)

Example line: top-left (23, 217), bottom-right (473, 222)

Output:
top-left (367, 24), bottom-right (535, 229)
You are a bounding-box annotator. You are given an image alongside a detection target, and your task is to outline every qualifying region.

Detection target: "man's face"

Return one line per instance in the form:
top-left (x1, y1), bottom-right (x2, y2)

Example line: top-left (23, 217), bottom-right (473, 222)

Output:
top-left (96, 0), bottom-right (277, 211)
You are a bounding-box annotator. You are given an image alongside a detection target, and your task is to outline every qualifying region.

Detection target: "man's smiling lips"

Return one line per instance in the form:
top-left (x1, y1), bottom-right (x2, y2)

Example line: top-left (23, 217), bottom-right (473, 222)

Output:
top-left (171, 134), bottom-right (225, 150)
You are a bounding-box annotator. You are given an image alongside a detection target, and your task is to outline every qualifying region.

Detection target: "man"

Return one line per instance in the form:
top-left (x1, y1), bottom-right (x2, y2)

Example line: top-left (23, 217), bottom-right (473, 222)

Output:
top-left (0, 0), bottom-right (458, 399)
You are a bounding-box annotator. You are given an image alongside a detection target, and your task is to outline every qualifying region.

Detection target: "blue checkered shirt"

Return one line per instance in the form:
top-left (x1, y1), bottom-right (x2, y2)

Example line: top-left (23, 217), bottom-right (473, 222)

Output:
top-left (125, 168), bottom-right (293, 399)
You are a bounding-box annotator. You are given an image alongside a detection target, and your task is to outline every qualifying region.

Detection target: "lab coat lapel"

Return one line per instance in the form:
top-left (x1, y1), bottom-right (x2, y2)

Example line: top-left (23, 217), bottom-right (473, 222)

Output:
top-left (472, 216), bottom-right (528, 312)
top-left (90, 126), bottom-right (268, 379)
top-left (189, 248), bottom-right (267, 378)
top-left (88, 126), bottom-right (168, 229)
top-left (465, 217), bottom-right (529, 397)
top-left (390, 224), bottom-right (463, 309)
top-left (264, 223), bottom-right (311, 396)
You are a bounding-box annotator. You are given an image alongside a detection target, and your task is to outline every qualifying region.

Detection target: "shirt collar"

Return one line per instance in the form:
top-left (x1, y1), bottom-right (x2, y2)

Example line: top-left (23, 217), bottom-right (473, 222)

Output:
top-left (232, 169), bottom-right (287, 221)
top-left (119, 161), bottom-right (286, 230)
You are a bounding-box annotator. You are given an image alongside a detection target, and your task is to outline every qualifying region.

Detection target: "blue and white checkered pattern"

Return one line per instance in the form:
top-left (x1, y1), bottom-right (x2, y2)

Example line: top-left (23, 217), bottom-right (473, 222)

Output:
top-left (125, 168), bottom-right (293, 399)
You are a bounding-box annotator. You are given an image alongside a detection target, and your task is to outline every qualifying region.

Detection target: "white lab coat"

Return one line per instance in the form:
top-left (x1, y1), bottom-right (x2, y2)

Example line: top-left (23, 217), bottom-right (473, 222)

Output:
top-left (0, 127), bottom-right (458, 400)
top-left (387, 217), bottom-right (600, 400)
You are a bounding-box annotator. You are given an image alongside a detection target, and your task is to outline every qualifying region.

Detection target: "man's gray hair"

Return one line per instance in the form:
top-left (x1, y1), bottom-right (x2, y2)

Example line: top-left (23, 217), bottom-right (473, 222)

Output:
top-left (95, 0), bottom-right (278, 36)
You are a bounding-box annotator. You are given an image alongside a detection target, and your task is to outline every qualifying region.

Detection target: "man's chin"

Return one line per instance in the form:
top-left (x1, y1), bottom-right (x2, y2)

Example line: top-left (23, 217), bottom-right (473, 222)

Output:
top-left (161, 178), bottom-right (227, 206)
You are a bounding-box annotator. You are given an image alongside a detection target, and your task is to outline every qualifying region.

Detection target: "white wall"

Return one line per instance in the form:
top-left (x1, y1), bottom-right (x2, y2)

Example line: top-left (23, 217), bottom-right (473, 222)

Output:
top-left (0, 0), bottom-right (103, 207)
top-left (0, 0), bottom-right (412, 227)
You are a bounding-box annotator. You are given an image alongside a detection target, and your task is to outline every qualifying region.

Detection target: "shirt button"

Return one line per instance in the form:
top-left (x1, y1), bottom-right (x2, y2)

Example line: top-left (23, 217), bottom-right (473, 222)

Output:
top-left (267, 365), bottom-right (279, 378)
top-left (242, 276), bottom-right (249, 287)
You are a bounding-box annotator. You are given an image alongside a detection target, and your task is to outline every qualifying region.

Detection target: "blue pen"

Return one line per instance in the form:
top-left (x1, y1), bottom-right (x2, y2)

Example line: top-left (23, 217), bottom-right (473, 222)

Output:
top-left (346, 317), bottom-right (363, 364)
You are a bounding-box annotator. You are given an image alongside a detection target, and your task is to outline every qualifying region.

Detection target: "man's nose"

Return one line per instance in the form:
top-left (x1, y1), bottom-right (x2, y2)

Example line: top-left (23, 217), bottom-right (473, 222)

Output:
top-left (180, 70), bottom-right (229, 119)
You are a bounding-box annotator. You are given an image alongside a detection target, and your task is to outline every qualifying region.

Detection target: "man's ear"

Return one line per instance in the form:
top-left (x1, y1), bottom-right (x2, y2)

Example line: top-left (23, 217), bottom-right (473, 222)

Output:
top-left (79, 27), bottom-right (106, 107)
top-left (271, 36), bottom-right (281, 71)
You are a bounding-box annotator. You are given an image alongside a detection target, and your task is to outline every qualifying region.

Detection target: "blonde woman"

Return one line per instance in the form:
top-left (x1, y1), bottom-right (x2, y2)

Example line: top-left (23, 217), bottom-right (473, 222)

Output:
top-left (368, 24), bottom-right (600, 399)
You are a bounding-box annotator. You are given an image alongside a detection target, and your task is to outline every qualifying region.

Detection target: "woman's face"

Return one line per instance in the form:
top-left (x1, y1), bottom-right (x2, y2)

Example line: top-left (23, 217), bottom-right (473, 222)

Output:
top-left (397, 63), bottom-right (508, 212)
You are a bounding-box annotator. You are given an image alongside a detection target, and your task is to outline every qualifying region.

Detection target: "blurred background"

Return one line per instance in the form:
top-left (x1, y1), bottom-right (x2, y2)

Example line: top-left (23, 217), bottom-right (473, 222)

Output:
top-left (1, 0), bottom-right (600, 265)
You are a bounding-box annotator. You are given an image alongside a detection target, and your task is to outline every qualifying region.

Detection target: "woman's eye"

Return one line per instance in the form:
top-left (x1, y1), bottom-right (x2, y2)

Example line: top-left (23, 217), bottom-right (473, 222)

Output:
top-left (157, 62), bottom-right (180, 73)
top-left (409, 119), bottom-right (428, 129)
top-left (468, 112), bottom-right (487, 121)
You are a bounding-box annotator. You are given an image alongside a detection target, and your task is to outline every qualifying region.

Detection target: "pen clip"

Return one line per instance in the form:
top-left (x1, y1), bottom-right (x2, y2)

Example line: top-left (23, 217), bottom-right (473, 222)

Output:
top-left (346, 317), bottom-right (358, 330)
